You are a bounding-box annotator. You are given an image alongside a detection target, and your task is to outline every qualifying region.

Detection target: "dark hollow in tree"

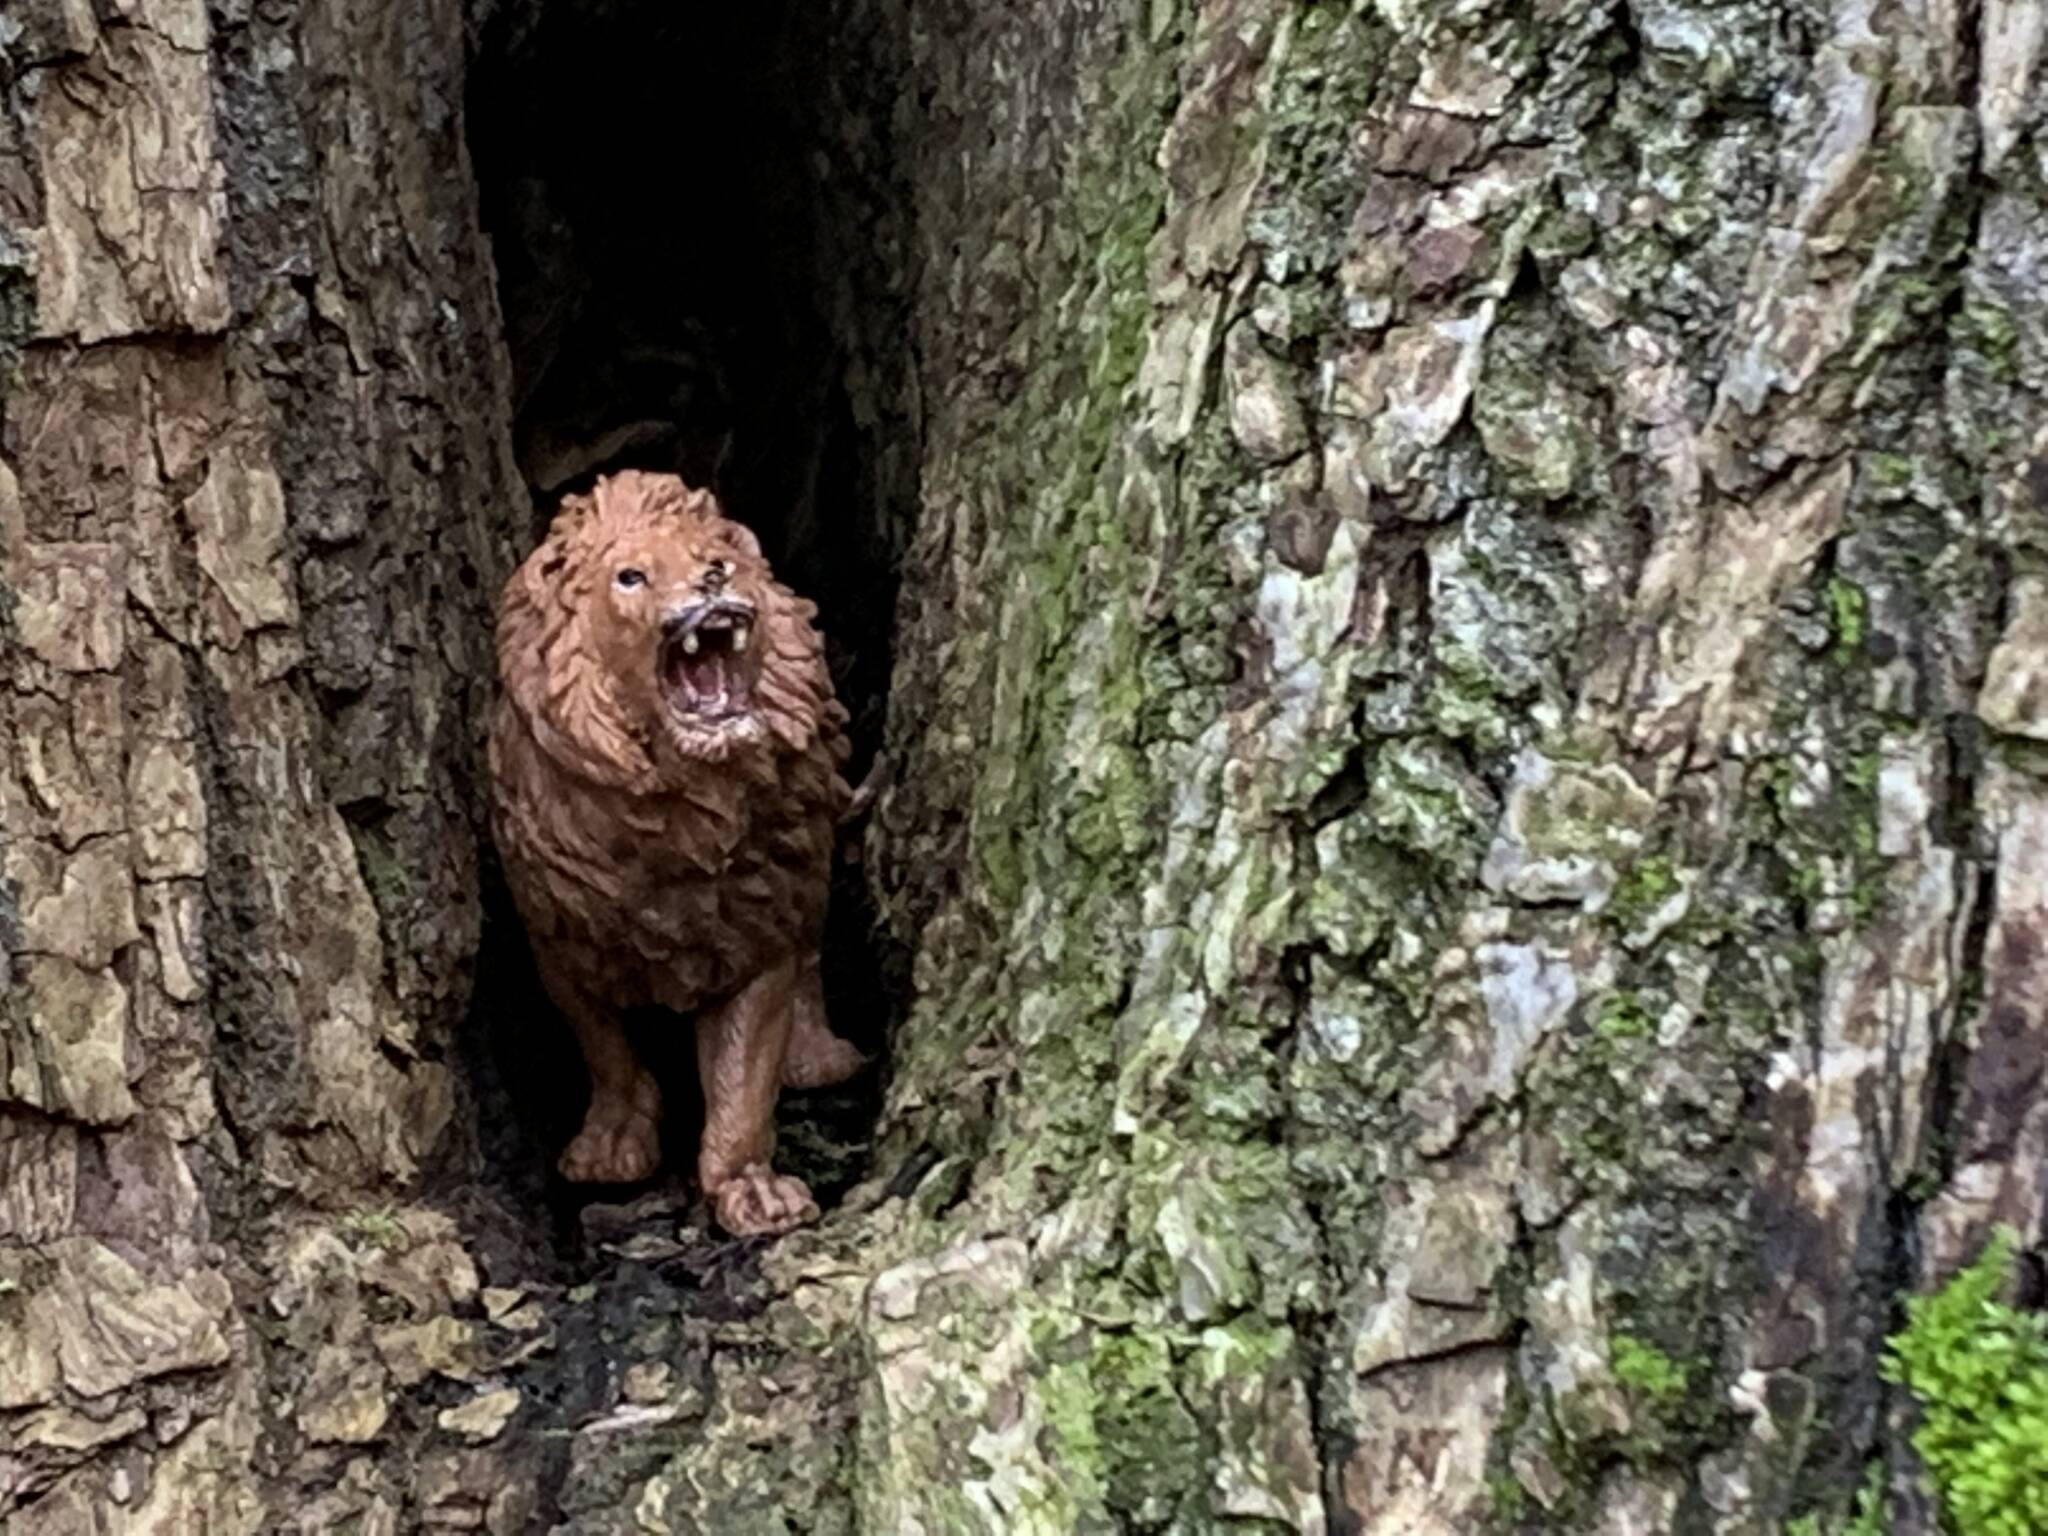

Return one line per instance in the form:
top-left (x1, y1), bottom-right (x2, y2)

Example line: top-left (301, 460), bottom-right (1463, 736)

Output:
top-left (459, 0), bottom-right (915, 1239)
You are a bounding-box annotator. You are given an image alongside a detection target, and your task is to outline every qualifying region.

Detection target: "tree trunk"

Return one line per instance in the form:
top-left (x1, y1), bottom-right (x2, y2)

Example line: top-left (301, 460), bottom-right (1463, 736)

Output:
top-left (2, 0), bottom-right (529, 1523)
top-left (4, 0), bottom-right (2044, 1531)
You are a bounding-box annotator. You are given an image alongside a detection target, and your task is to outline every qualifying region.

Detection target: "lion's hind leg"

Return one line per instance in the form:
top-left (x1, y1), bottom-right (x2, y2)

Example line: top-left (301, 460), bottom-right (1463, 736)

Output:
top-left (780, 953), bottom-right (866, 1090)
top-left (543, 955), bottom-right (662, 1185)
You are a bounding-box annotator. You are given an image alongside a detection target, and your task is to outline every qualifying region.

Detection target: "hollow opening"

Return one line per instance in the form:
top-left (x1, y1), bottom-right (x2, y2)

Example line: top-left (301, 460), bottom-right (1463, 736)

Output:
top-left (454, 0), bottom-right (915, 1259)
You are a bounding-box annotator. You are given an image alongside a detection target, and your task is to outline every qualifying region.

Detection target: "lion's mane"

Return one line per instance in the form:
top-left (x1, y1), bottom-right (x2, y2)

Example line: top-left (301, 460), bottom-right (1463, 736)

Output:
top-left (493, 474), bottom-right (841, 789)
top-left (488, 472), bottom-right (851, 1011)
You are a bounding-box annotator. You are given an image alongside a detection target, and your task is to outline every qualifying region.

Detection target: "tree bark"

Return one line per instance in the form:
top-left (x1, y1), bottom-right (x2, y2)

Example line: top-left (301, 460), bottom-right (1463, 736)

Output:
top-left (849, 0), bottom-right (2045, 1530)
top-left (4, 0), bottom-right (2046, 1532)
top-left (2, 0), bottom-right (527, 1524)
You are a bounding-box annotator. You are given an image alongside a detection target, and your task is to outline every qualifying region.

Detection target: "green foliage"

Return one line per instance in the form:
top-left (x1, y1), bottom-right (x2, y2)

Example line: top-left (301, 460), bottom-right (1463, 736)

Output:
top-left (1846, 1461), bottom-right (1888, 1536)
top-left (1882, 1228), bottom-right (2048, 1535)
top-left (1610, 1333), bottom-right (1688, 1402)
top-left (1789, 1462), bottom-right (1889, 1536)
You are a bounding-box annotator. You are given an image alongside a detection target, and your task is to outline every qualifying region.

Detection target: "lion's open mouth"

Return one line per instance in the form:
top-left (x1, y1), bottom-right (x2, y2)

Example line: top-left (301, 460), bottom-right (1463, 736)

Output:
top-left (660, 599), bottom-right (756, 722)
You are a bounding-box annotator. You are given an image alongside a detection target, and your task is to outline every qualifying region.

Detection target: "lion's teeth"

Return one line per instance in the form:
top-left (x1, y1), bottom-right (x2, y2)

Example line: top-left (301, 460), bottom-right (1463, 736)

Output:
top-left (733, 623), bottom-right (750, 654)
top-left (683, 632), bottom-right (701, 655)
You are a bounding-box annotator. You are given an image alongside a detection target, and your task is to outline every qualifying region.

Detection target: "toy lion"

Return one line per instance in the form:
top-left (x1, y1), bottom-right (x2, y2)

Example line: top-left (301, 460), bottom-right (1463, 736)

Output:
top-left (489, 470), bottom-right (862, 1235)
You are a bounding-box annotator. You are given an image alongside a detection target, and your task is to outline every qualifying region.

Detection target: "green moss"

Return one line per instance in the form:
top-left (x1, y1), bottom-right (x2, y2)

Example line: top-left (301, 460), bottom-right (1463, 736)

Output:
top-left (1473, 351), bottom-right (1594, 499)
top-left (1611, 1333), bottom-right (1688, 1402)
top-left (960, 33), bottom-right (1175, 926)
top-left (1027, 1325), bottom-right (1209, 1528)
top-left (1364, 739), bottom-right (1490, 862)
top-left (1594, 992), bottom-right (1652, 1041)
top-left (1036, 1353), bottom-right (1109, 1498)
top-left (1094, 1332), bottom-right (1203, 1523)
top-left (1959, 299), bottom-right (2019, 380)
top-left (1608, 855), bottom-right (1679, 932)
top-left (340, 1205), bottom-right (405, 1251)
top-left (1827, 576), bottom-right (1867, 658)
top-left (1882, 1228), bottom-right (2048, 1535)
top-left (1252, 5), bottom-right (1387, 325)
top-left (1753, 724), bottom-right (1892, 932)
top-left (1894, 274), bottom-right (1946, 315)
top-left (1486, 1469), bottom-right (1528, 1522)
top-left (1560, 1116), bottom-right (1629, 1170)
top-left (348, 822), bottom-right (414, 930)
top-left (1425, 653), bottom-right (1514, 749)
top-left (0, 223), bottom-right (31, 401)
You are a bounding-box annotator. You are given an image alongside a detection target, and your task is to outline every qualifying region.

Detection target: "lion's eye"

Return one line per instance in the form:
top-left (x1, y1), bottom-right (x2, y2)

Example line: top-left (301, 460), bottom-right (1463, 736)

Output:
top-left (614, 568), bottom-right (647, 590)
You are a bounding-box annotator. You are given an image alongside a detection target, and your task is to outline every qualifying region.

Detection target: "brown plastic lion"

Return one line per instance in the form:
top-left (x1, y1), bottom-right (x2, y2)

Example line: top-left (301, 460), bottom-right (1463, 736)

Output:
top-left (488, 470), bottom-right (862, 1235)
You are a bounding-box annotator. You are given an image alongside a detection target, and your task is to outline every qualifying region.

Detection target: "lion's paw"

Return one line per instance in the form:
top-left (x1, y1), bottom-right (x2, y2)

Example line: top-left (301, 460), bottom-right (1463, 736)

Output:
top-left (707, 1165), bottom-right (819, 1237)
top-left (558, 1102), bottom-right (661, 1185)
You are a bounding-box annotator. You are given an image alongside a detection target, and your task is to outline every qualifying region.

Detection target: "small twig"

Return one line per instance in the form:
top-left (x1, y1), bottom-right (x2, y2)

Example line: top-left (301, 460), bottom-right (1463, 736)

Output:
top-left (841, 756), bottom-right (889, 828)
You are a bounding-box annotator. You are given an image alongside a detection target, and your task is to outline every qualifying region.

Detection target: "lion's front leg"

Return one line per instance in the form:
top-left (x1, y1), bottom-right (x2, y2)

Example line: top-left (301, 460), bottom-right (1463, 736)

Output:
top-left (541, 954), bottom-right (663, 1185)
top-left (695, 956), bottom-right (819, 1236)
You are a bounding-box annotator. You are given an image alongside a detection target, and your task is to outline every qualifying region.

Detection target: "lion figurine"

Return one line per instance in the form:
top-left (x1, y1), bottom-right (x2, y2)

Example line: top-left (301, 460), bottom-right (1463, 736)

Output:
top-left (488, 469), bottom-right (864, 1235)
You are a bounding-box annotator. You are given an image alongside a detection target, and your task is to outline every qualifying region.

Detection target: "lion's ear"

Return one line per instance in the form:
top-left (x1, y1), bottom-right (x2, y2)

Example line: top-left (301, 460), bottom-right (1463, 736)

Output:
top-left (551, 491), bottom-right (596, 537)
top-left (726, 521), bottom-right (763, 561)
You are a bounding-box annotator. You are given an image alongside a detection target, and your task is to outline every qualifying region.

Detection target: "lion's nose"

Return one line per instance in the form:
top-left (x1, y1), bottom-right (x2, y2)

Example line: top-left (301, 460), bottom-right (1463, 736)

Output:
top-left (663, 594), bottom-right (757, 636)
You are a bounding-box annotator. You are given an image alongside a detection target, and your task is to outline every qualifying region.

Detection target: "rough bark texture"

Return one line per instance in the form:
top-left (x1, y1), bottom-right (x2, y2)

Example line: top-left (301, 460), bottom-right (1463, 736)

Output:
top-left (3, 0), bottom-right (2046, 1532)
top-left (1, 0), bottom-right (528, 1523)
top-left (846, 0), bottom-right (2043, 1529)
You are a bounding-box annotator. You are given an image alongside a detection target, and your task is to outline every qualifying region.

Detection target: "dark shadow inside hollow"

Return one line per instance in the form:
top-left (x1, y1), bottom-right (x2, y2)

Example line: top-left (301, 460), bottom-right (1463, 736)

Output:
top-left (455, 0), bottom-right (915, 1249)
